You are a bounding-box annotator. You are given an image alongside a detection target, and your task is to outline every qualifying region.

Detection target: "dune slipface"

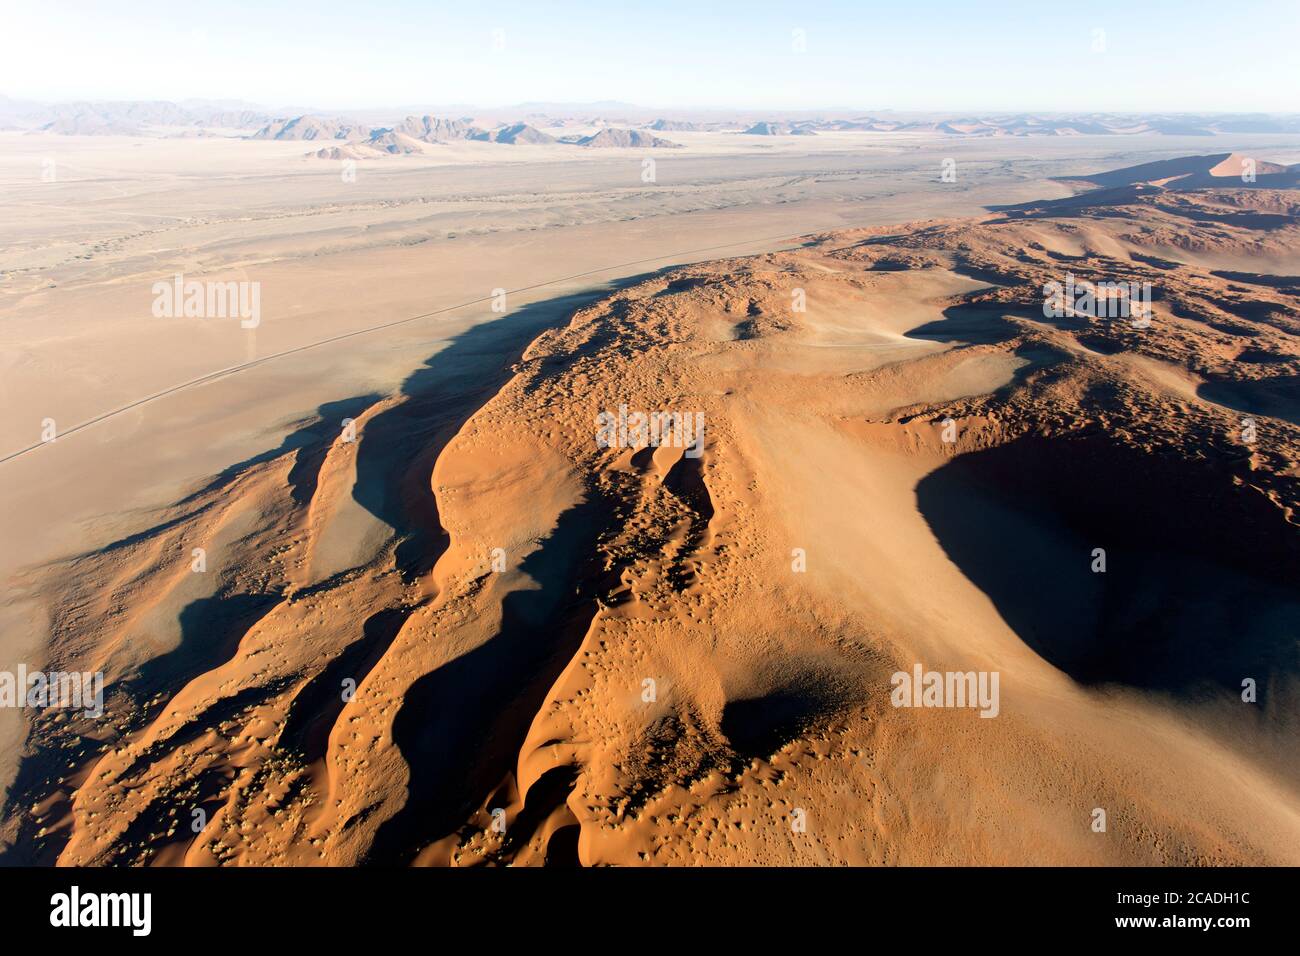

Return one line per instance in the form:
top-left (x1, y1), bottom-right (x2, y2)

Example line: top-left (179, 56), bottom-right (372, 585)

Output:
top-left (4, 176), bottom-right (1298, 867)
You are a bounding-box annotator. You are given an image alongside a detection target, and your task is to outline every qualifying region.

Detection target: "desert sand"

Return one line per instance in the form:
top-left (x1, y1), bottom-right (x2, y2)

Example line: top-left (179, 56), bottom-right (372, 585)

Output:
top-left (1, 130), bottom-right (1298, 865)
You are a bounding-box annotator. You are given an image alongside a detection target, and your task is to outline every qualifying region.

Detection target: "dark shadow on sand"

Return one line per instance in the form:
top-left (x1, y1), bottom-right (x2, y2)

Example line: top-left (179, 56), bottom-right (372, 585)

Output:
top-left (1197, 375), bottom-right (1300, 428)
top-left (915, 434), bottom-right (1300, 696)
top-left (364, 494), bottom-right (612, 866)
top-left (349, 283), bottom-right (648, 579)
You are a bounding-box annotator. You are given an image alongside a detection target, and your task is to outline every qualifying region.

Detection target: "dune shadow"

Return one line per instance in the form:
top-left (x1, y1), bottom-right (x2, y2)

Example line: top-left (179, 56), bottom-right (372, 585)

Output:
top-left (720, 690), bottom-right (824, 759)
top-left (906, 301), bottom-right (1027, 346)
top-left (349, 280), bottom-right (657, 579)
top-left (170, 395), bottom-right (383, 507)
top-left (127, 592), bottom-right (281, 702)
top-left (364, 493), bottom-right (612, 865)
top-left (915, 434), bottom-right (1299, 696)
top-left (1152, 203), bottom-right (1293, 231)
top-left (1210, 270), bottom-right (1300, 295)
top-left (1197, 375), bottom-right (1300, 427)
top-left (278, 606), bottom-right (414, 766)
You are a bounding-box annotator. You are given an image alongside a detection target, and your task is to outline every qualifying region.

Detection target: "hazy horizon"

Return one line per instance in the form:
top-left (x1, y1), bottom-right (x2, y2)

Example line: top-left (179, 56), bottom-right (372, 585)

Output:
top-left (8, 93), bottom-right (1300, 119)
top-left (4, 0), bottom-right (1298, 113)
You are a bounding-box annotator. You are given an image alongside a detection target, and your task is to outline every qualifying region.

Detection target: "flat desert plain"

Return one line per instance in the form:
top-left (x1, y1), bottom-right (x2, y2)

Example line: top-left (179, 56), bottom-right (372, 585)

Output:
top-left (1, 129), bottom-right (1298, 865)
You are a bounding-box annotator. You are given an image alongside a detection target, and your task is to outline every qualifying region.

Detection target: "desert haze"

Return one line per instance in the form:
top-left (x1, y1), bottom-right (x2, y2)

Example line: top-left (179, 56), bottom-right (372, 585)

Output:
top-left (0, 92), bottom-right (1298, 871)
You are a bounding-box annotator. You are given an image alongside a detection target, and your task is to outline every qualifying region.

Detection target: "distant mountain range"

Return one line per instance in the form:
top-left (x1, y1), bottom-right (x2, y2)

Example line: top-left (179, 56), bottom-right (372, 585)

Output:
top-left (5, 98), bottom-right (1300, 151)
top-left (249, 114), bottom-right (685, 157)
top-left (0, 97), bottom-right (275, 135)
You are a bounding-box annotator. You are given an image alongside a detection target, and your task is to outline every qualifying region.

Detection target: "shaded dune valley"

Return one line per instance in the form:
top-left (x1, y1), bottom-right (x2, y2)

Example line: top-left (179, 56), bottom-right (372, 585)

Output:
top-left (3, 158), bottom-right (1300, 867)
top-left (916, 434), bottom-right (1299, 693)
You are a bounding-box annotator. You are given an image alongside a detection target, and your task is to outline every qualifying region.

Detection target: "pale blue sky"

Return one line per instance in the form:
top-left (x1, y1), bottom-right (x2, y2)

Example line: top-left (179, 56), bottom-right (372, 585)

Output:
top-left (3, 0), bottom-right (1297, 112)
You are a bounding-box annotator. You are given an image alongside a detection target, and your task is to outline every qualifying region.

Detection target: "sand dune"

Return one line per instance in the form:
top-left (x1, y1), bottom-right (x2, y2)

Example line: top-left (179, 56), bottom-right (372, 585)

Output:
top-left (11, 97), bottom-right (1300, 142)
top-left (3, 157), bottom-right (1296, 866)
top-left (1057, 152), bottom-right (1298, 190)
